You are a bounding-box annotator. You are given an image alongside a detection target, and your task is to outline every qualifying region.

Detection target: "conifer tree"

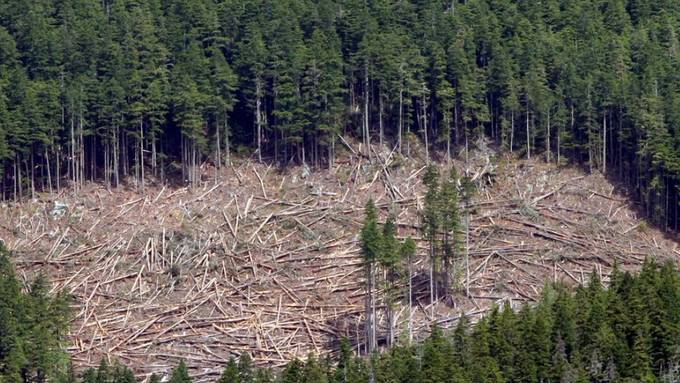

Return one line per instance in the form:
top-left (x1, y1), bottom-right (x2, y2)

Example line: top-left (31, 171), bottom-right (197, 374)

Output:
top-left (360, 199), bottom-right (380, 354)
top-left (301, 355), bottom-right (327, 383)
top-left (279, 359), bottom-right (303, 383)
top-left (420, 326), bottom-right (451, 383)
top-left (238, 354), bottom-right (253, 383)
top-left (439, 168), bottom-right (461, 298)
top-left (217, 357), bottom-right (239, 383)
top-left (421, 165), bottom-right (440, 308)
top-left (253, 369), bottom-right (273, 383)
top-left (111, 363), bottom-right (135, 383)
top-left (168, 361), bottom-right (192, 383)
top-left (95, 359), bottom-right (110, 383)
top-left (379, 217), bottom-right (401, 348)
top-left (400, 237), bottom-right (416, 344)
top-left (459, 176), bottom-right (475, 297)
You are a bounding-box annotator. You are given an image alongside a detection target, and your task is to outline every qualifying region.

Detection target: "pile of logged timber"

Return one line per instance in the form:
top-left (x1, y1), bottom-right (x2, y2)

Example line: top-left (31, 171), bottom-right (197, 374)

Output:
top-left (0, 144), bottom-right (678, 381)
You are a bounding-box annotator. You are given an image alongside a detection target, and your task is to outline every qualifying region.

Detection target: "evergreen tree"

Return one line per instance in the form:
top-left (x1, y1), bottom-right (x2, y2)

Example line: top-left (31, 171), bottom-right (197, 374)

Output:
top-left (301, 355), bottom-right (326, 383)
top-left (400, 237), bottom-right (417, 344)
top-left (379, 216), bottom-right (401, 347)
top-left (421, 165), bottom-right (440, 307)
top-left (439, 168), bottom-right (461, 298)
top-left (168, 361), bottom-right (192, 383)
top-left (360, 199), bottom-right (380, 354)
top-left (238, 354), bottom-right (253, 383)
top-left (218, 357), bottom-right (239, 383)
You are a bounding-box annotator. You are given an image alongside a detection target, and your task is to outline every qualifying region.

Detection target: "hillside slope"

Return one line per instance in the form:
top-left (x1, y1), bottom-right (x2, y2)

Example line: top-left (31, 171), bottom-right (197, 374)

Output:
top-left (1, 145), bottom-right (677, 381)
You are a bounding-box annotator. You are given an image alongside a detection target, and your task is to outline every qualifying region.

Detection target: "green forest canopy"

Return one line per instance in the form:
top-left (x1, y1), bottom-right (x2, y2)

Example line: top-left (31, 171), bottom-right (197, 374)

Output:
top-left (3, 243), bottom-right (680, 382)
top-left (1, 0), bottom-right (680, 229)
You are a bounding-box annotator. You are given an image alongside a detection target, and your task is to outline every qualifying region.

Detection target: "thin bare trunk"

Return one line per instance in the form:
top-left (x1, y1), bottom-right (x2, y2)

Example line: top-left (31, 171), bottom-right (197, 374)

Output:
top-left (56, 148), bottom-right (60, 193)
top-left (379, 91), bottom-right (383, 148)
top-left (408, 256), bottom-right (413, 343)
top-left (557, 120), bottom-right (561, 164)
top-left (398, 86), bottom-right (403, 154)
top-left (603, 112), bottom-right (607, 174)
top-left (526, 106), bottom-right (531, 160)
top-left (152, 132), bottom-right (157, 177)
top-left (422, 92), bottom-right (429, 162)
top-left (430, 242), bottom-right (435, 316)
top-left (79, 109), bottom-right (84, 189)
top-left (17, 155), bottom-right (24, 200)
top-left (113, 125), bottom-right (120, 187)
top-left (45, 147), bottom-right (52, 195)
top-left (71, 116), bottom-right (76, 190)
top-left (465, 211), bottom-right (470, 297)
top-left (510, 109), bottom-right (515, 153)
top-left (224, 112), bottom-right (231, 163)
top-left (371, 266), bottom-right (376, 352)
top-left (387, 271), bottom-right (394, 347)
top-left (365, 263), bottom-right (374, 354)
top-left (216, 114), bottom-right (221, 170)
top-left (364, 65), bottom-right (370, 159)
top-left (139, 120), bottom-right (145, 193)
top-left (446, 114), bottom-right (451, 163)
top-left (15, 157), bottom-right (19, 200)
top-left (570, 103), bottom-right (574, 163)
top-left (546, 109), bottom-right (551, 163)
top-left (454, 102), bottom-right (459, 147)
top-left (256, 78), bottom-right (263, 163)
top-left (30, 151), bottom-right (35, 199)
top-left (104, 141), bottom-right (110, 188)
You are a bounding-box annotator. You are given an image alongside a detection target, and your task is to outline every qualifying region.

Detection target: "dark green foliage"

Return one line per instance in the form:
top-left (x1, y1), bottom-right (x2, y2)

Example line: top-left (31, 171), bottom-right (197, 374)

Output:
top-left (112, 363), bottom-right (135, 383)
top-left (419, 165), bottom-right (463, 300)
top-left (360, 199), bottom-right (380, 264)
top-left (279, 359), bottom-right (303, 383)
top-left (169, 361), bottom-right (192, 383)
top-left (300, 355), bottom-right (327, 383)
top-left (218, 358), bottom-right (239, 383)
top-left (0, 244), bottom-right (70, 383)
top-left (360, 199), bottom-right (421, 350)
top-left (421, 165), bottom-right (441, 303)
top-left (238, 354), bottom-right (254, 383)
top-left (0, 0), bottom-right (678, 230)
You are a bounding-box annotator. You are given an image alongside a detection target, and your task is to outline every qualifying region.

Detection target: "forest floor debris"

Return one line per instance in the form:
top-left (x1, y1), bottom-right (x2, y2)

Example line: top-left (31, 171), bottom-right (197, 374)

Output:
top-left (1, 144), bottom-right (677, 381)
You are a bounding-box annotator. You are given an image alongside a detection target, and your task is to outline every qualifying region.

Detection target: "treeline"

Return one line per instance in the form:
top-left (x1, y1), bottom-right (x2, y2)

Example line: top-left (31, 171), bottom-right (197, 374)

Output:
top-left (5, 237), bottom-right (680, 382)
top-left (2, 0), bottom-right (680, 225)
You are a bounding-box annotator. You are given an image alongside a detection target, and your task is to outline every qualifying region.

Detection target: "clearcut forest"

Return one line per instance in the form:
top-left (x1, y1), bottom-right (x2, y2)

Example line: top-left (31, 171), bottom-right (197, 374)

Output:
top-left (4, 1), bottom-right (680, 383)
top-left (0, 0), bottom-right (680, 229)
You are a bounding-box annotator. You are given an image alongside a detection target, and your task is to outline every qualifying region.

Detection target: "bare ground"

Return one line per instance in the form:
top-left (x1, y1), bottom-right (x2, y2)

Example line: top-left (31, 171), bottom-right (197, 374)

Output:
top-left (1, 141), bottom-right (678, 381)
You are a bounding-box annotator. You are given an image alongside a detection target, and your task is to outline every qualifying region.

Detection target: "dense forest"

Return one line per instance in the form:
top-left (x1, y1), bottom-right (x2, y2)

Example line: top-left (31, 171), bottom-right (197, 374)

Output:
top-left (3, 243), bottom-right (680, 383)
top-left (1, 0), bottom-right (680, 228)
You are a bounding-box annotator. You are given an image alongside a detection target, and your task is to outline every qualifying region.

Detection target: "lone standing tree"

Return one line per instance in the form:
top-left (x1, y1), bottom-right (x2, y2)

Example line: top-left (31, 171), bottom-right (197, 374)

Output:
top-left (421, 165), bottom-right (441, 311)
top-left (379, 217), bottom-right (401, 347)
top-left (419, 165), bottom-right (464, 306)
top-left (400, 237), bottom-right (416, 344)
top-left (459, 176), bottom-right (476, 297)
top-left (360, 199), bottom-right (381, 354)
top-left (439, 168), bottom-right (461, 299)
